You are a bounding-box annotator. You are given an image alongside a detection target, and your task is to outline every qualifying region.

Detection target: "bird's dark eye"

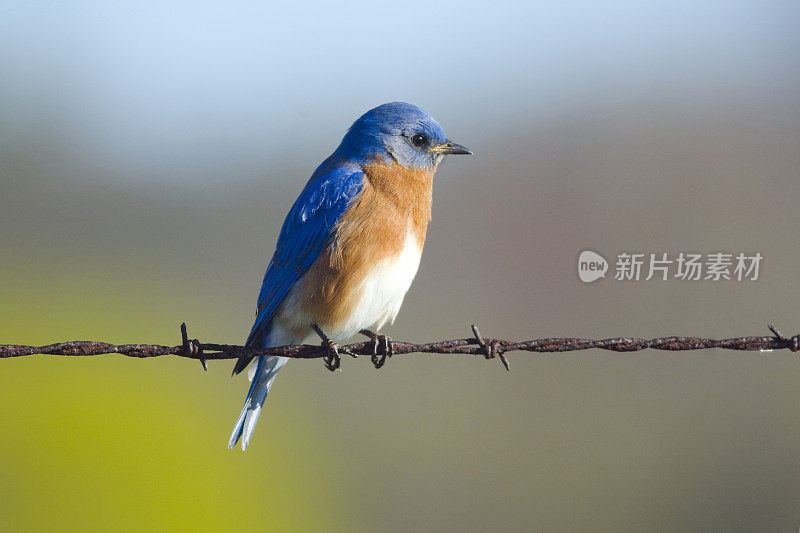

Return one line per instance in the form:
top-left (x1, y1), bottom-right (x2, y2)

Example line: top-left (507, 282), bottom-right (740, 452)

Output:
top-left (411, 133), bottom-right (428, 147)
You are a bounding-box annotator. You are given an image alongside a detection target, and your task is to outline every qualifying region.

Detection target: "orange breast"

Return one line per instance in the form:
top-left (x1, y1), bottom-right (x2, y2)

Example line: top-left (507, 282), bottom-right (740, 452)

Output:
top-left (298, 160), bottom-right (434, 330)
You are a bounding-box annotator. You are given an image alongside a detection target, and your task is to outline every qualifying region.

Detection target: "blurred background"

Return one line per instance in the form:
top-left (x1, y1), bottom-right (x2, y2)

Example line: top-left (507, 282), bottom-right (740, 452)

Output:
top-left (1, 0), bottom-right (799, 531)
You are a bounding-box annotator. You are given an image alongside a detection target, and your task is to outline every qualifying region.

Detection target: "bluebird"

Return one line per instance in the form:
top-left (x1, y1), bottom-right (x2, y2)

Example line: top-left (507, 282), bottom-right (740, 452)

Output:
top-left (228, 102), bottom-right (471, 450)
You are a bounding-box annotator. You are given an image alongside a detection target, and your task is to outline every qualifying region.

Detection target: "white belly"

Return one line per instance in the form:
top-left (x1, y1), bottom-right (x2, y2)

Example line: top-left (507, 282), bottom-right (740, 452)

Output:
top-left (338, 228), bottom-right (422, 337)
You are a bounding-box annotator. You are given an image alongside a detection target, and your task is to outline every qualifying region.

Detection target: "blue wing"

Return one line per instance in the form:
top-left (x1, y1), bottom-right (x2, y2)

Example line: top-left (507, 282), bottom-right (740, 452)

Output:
top-left (232, 158), bottom-right (364, 374)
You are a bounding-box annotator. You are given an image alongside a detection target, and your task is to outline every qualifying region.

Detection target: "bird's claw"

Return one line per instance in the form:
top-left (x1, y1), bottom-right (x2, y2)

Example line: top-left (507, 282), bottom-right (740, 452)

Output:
top-left (360, 329), bottom-right (393, 369)
top-left (312, 323), bottom-right (354, 372)
top-left (372, 335), bottom-right (392, 369)
top-left (321, 338), bottom-right (341, 372)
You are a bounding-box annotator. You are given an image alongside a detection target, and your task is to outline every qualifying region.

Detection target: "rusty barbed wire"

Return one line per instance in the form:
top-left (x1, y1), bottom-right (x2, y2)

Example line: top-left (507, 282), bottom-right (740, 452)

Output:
top-left (0, 323), bottom-right (798, 372)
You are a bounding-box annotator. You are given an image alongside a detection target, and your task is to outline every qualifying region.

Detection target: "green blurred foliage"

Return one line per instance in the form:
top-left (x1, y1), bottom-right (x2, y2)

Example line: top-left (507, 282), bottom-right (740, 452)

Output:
top-left (0, 277), bottom-right (354, 531)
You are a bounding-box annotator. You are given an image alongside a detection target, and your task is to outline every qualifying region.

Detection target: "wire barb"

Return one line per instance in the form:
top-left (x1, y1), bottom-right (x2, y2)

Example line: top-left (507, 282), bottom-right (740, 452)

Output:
top-left (181, 323), bottom-right (206, 371)
top-left (2, 324), bottom-right (799, 368)
top-left (768, 324), bottom-right (800, 352)
top-left (471, 324), bottom-right (509, 371)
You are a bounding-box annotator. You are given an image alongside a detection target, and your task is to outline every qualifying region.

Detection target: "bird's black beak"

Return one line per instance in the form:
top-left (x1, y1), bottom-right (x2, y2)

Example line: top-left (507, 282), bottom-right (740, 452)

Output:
top-left (430, 141), bottom-right (472, 155)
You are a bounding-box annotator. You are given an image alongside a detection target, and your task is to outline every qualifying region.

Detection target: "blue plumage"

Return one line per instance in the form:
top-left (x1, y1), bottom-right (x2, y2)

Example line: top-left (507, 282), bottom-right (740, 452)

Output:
top-left (240, 161), bottom-right (365, 357)
top-left (334, 102), bottom-right (449, 164)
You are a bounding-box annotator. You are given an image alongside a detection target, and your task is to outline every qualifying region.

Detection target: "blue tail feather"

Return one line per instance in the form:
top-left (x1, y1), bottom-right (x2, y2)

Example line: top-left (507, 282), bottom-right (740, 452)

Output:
top-left (228, 355), bottom-right (286, 450)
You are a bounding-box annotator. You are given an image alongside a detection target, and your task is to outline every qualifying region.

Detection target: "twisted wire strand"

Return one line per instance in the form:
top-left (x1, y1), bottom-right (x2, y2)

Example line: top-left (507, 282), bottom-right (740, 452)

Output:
top-left (1, 323), bottom-right (797, 371)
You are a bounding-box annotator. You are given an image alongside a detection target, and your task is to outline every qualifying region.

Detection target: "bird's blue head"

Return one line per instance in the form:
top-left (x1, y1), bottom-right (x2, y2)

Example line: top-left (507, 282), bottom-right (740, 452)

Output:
top-left (334, 102), bottom-right (471, 169)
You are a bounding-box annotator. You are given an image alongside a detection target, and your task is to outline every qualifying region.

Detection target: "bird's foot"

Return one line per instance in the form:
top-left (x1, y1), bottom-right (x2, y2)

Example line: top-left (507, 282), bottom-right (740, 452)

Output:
top-left (322, 340), bottom-right (341, 371)
top-left (359, 329), bottom-right (393, 369)
top-left (312, 324), bottom-right (354, 372)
